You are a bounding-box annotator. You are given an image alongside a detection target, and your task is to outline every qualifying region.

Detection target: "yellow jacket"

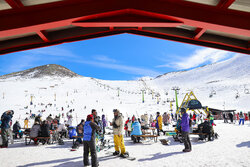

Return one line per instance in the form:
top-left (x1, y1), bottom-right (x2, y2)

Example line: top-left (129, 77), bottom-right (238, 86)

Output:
top-left (157, 115), bottom-right (162, 130)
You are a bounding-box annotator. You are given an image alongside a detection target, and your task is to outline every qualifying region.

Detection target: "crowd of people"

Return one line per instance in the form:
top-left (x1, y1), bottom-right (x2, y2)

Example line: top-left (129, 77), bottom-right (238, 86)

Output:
top-left (223, 111), bottom-right (250, 125)
top-left (0, 107), bottom-right (249, 167)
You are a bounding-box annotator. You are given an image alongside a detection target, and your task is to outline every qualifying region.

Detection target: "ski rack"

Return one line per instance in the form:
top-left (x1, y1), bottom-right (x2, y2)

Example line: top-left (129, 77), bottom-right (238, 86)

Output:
top-left (176, 91), bottom-right (208, 116)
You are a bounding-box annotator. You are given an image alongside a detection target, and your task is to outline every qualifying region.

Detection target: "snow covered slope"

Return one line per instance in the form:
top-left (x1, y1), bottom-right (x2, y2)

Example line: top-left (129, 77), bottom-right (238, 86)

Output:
top-left (0, 55), bottom-right (250, 125)
top-left (148, 54), bottom-right (250, 112)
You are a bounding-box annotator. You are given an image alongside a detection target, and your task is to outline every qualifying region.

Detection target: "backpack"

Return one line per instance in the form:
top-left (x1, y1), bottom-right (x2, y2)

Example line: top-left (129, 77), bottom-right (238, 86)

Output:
top-left (83, 121), bottom-right (92, 141)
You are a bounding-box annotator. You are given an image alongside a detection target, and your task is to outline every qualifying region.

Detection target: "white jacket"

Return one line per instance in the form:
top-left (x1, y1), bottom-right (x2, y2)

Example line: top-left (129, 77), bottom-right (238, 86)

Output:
top-left (112, 113), bottom-right (124, 135)
top-left (30, 124), bottom-right (41, 138)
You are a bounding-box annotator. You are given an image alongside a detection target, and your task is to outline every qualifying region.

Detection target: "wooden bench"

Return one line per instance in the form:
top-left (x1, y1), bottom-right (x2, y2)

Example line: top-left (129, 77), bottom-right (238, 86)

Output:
top-left (134, 135), bottom-right (158, 142)
top-left (142, 131), bottom-right (152, 135)
top-left (25, 136), bottom-right (51, 145)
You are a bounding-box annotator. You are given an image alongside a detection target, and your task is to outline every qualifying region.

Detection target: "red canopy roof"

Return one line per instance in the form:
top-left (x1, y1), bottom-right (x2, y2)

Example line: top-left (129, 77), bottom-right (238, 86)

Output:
top-left (0, 0), bottom-right (249, 55)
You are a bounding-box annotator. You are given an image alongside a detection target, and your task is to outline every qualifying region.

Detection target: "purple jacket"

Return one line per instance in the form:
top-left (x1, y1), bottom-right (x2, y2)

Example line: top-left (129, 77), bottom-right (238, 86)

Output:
top-left (102, 115), bottom-right (107, 127)
top-left (181, 113), bottom-right (190, 132)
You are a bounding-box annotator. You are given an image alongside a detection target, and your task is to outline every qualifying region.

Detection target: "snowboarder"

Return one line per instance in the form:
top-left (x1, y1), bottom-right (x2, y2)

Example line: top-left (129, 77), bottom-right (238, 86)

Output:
top-left (83, 114), bottom-right (100, 167)
top-left (180, 108), bottom-right (192, 152)
top-left (0, 110), bottom-right (14, 148)
top-left (110, 109), bottom-right (129, 158)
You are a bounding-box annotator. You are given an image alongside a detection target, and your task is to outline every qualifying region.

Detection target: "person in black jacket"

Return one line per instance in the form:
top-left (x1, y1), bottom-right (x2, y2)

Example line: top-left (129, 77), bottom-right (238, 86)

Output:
top-left (13, 121), bottom-right (22, 139)
top-left (40, 120), bottom-right (50, 137)
top-left (83, 114), bottom-right (100, 167)
top-left (39, 120), bottom-right (50, 144)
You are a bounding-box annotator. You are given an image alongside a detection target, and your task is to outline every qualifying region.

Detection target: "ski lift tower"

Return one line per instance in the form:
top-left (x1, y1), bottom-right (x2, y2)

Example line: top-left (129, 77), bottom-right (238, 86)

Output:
top-left (172, 86), bottom-right (180, 112)
top-left (170, 98), bottom-right (175, 112)
top-left (117, 87), bottom-right (120, 97)
top-left (141, 89), bottom-right (145, 103)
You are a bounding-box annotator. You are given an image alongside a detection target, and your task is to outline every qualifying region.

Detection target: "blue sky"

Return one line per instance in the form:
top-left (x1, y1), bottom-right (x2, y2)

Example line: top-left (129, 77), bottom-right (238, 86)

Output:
top-left (0, 34), bottom-right (238, 80)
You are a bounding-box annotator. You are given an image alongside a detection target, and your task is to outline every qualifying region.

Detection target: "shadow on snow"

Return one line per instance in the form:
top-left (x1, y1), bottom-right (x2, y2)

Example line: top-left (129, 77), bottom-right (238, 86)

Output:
top-left (236, 141), bottom-right (250, 148)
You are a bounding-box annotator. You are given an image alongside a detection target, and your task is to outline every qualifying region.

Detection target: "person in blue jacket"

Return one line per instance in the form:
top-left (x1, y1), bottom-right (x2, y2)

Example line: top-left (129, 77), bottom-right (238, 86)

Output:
top-left (83, 114), bottom-right (100, 167)
top-left (1, 110), bottom-right (14, 148)
top-left (180, 108), bottom-right (191, 152)
top-left (130, 119), bottom-right (142, 143)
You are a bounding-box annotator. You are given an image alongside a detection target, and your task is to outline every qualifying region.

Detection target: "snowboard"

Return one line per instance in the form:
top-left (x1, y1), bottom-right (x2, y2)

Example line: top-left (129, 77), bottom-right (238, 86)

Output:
top-left (159, 139), bottom-right (171, 145)
top-left (70, 149), bottom-right (78, 151)
top-left (105, 151), bottom-right (136, 161)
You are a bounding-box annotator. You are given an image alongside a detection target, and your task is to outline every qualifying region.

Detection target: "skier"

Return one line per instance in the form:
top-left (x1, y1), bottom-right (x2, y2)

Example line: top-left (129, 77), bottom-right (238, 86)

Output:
top-left (110, 109), bottom-right (129, 157)
top-left (24, 118), bottom-right (29, 128)
top-left (239, 111), bottom-right (245, 125)
top-left (0, 110), bottom-right (14, 148)
top-left (155, 112), bottom-right (163, 136)
top-left (13, 121), bottom-right (22, 139)
top-left (83, 114), bottom-right (100, 167)
top-left (180, 108), bottom-right (192, 152)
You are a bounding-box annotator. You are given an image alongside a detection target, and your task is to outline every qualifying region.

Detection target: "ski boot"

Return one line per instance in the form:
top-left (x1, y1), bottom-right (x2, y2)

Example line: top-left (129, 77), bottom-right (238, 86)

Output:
top-left (113, 151), bottom-right (120, 156)
top-left (120, 152), bottom-right (129, 158)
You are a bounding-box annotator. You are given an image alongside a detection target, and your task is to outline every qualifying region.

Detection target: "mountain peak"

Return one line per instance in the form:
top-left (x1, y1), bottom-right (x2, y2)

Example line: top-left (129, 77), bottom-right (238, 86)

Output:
top-left (0, 64), bottom-right (80, 80)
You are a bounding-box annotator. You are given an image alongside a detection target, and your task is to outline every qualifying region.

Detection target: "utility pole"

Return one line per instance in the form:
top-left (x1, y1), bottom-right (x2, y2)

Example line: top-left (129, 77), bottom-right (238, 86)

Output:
top-left (172, 86), bottom-right (180, 111)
